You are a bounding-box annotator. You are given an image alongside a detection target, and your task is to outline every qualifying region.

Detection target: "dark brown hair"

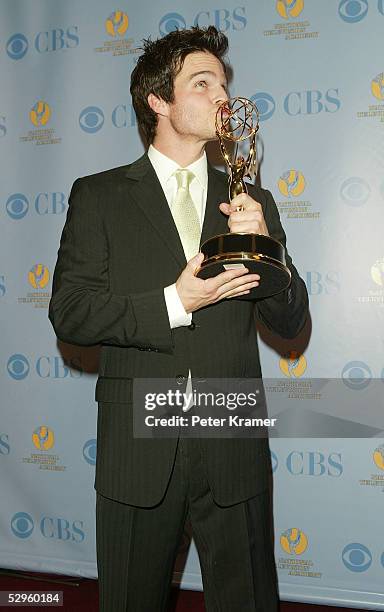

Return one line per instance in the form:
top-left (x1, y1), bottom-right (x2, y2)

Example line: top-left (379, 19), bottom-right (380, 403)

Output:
top-left (130, 26), bottom-right (228, 144)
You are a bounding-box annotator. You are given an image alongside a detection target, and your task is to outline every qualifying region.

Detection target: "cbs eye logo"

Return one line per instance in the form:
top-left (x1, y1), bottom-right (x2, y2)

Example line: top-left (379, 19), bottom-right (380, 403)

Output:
top-left (270, 451), bottom-right (278, 473)
top-left (342, 543), bottom-right (372, 572)
top-left (159, 13), bottom-right (187, 36)
top-left (79, 106), bottom-right (105, 133)
top-left (340, 177), bottom-right (370, 206)
top-left (6, 33), bottom-right (29, 59)
top-left (7, 354), bottom-right (30, 380)
top-left (250, 93), bottom-right (275, 121)
top-left (6, 193), bottom-right (29, 220)
top-left (11, 512), bottom-right (34, 539)
top-left (341, 360), bottom-right (371, 390)
top-left (338, 0), bottom-right (368, 23)
top-left (83, 439), bottom-right (97, 465)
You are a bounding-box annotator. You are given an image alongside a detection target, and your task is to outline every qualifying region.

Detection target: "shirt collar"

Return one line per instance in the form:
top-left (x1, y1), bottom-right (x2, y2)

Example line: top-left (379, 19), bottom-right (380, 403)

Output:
top-left (148, 144), bottom-right (208, 189)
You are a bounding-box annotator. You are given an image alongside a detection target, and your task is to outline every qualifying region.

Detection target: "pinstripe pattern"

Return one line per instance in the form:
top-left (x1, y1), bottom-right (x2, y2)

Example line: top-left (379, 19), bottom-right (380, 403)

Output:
top-left (97, 437), bottom-right (278, 611)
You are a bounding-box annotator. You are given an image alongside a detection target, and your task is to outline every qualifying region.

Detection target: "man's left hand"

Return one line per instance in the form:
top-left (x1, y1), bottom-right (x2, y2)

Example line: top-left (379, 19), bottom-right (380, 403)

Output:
top-left (219, 194), bottom-right (269, 236)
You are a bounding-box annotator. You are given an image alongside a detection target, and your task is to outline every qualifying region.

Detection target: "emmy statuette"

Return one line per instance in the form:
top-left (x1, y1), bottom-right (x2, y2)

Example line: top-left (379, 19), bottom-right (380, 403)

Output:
top-left (197, 97), bottom-right (291, 299)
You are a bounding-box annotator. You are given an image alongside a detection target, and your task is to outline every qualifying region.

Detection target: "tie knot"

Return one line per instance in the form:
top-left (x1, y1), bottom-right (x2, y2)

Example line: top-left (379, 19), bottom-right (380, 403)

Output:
top-left (175, 169), bottom-right (194, 190)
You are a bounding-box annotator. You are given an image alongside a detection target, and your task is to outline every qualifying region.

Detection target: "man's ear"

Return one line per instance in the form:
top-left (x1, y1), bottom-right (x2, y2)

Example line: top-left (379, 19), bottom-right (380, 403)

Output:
top-left (147, 93), bottom-right (169, 117)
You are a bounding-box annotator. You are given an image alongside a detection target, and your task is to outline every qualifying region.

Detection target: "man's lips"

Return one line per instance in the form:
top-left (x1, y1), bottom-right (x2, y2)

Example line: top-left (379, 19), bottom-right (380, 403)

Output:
top-left (220, 104), bottom-right (230, 117)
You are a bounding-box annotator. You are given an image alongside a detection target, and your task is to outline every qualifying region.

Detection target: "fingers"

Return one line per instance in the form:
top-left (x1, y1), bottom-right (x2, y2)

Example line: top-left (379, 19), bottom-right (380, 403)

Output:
top-left (181, 254), bottom-right (260, 308)
top-left (212, 272), bottom-right (260, 300)
top-left (219, 278), bottom-right (259, 300)
top-left (219, 196), bottom-right (268, 235)
top-left (176, 258), bottom-right (260, 312)
top-left (229, 194), bottom-right (262, 212)
top-left (227, 210), bottom-right (264, 232)
top-left (227, 289), bottom-right (250, 298)
top-left (229, 222), bottom-right (261, 234)
top-left (228, 209), bottom-right (263, 221)
top-left (205, 266), bottom-right (254, 292)
top-left (219, 202), bottom-right (231, 216)
top-left (219, 199), bottom-right (262, 215)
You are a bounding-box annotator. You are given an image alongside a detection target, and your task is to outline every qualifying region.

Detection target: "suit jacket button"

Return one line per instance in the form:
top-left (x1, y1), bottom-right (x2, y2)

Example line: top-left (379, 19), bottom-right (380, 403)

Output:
top-left (188, 322), bottom-right (196, 330)
top-left (176, 375), bottom-right (186, 385)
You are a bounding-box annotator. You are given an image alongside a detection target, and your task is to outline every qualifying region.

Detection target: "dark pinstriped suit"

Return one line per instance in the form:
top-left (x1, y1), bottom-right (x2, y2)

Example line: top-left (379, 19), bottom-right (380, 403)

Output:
top-left (49, 153), bottom-right (308, 610)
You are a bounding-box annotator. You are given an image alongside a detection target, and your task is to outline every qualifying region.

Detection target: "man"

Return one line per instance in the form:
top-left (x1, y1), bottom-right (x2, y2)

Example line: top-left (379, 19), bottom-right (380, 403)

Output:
top-left (49, 26), bottom-right (308, 611)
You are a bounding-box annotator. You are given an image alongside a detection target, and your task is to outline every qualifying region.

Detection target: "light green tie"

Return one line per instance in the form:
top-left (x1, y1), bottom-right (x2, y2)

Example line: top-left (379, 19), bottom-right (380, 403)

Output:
top-left (172, 169), bottom-right (201, 261)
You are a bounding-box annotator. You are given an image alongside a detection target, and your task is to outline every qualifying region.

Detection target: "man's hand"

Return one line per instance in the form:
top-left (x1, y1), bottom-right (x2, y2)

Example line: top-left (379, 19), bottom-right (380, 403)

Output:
top-left (176, 253), bottom-right (260, 314)
top-left (219, 193), bottom-right (269, 236)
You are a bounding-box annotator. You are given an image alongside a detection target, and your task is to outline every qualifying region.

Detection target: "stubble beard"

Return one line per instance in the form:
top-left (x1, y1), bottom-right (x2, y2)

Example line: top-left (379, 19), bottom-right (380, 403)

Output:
top-left (170, 106), bottom-right (217, 143)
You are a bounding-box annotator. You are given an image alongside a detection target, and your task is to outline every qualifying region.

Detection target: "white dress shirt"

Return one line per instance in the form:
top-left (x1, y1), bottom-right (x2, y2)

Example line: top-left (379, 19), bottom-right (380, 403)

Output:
top-left (147, 144), bottom-right (208, 329)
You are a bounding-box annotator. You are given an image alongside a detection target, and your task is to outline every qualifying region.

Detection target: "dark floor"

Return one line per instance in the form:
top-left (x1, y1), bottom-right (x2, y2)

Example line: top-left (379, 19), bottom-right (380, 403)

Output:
top-left (0, 570), bottom-right (370, 611)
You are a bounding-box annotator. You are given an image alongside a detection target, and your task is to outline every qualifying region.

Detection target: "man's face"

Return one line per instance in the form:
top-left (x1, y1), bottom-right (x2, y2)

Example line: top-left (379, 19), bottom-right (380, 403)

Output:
top-left (164, 51), bottom-right (228, 144)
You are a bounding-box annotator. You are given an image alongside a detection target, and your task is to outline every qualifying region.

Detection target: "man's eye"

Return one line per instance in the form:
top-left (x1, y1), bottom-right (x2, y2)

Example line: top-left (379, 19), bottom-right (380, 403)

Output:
top-left (195, 80), bottom-right (207, 88)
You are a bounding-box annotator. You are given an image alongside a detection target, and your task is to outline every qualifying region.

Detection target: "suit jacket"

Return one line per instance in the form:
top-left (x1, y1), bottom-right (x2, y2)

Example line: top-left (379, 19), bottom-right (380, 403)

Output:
top-left (49, 153), bottom-right (308, 507)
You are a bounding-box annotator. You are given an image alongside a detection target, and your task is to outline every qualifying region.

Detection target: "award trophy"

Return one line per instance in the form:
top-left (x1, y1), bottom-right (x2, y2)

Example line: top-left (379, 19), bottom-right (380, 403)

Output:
top-left (197, 97), bottom-right (291, 299)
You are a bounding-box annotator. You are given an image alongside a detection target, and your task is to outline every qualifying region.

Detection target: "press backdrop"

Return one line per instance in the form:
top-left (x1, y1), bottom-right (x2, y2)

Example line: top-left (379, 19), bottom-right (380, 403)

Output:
top-left (1, 0), bottom-right (384, 608)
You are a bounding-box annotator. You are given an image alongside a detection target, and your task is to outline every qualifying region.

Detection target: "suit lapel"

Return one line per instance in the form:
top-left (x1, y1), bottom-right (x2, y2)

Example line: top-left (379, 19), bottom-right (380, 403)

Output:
top-left (125, 154), bottom-right (186, 267)
top-left (200, 164), bottom-right (230, 247)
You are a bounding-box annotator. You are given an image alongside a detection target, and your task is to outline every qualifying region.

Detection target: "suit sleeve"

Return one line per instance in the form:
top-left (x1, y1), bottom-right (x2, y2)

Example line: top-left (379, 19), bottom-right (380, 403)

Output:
top-left (49, 178), bottom-right (174, 350)
top-left (254, 188), bottom-right (309, 339)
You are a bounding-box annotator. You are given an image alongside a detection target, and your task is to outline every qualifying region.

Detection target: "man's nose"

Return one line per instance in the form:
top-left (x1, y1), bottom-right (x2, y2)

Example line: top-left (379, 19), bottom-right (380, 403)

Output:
top-left (214, 90), bottom-right (228, 107)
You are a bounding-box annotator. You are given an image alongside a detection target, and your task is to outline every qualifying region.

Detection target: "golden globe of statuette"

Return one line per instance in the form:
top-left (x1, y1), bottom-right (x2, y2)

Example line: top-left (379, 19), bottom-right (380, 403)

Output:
top-left (197, 96), bottom-right (291, 299)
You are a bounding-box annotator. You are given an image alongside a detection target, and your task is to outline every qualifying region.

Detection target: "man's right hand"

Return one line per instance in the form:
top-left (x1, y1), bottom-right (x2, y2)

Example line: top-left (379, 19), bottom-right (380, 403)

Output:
top-left (176, 253), bottom-right (260, 314)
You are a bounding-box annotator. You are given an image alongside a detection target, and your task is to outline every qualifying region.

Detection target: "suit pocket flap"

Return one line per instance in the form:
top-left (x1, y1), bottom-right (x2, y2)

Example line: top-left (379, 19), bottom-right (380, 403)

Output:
top-left (95, 377), bottom-right (133, 403)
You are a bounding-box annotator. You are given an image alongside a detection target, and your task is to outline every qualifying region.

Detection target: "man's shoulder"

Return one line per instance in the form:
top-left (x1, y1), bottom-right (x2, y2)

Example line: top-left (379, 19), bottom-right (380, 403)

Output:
top-left (79, 164), bottom-right (128, 185)
top-left (73, 153), bottom-right (149, 189)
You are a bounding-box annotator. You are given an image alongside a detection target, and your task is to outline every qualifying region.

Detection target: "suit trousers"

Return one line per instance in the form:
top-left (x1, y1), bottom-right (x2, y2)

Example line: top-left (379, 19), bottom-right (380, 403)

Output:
top-left (96, 436), bottom-right (279, 612)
